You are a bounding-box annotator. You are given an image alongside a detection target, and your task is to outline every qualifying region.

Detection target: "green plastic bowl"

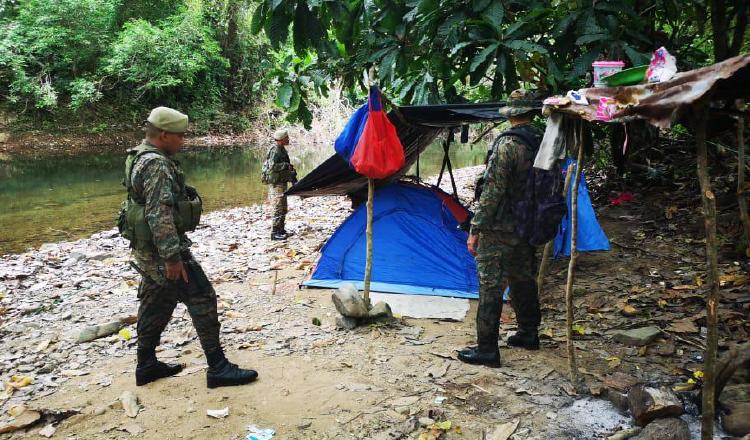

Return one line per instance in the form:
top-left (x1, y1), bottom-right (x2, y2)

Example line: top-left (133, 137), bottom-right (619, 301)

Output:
top-left (602, 65), bottom-right (648, 87)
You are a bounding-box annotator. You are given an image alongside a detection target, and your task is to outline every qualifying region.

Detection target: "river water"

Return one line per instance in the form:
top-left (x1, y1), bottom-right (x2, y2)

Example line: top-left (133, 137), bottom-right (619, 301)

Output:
top-left (0, 141), bottom-right (486, 255)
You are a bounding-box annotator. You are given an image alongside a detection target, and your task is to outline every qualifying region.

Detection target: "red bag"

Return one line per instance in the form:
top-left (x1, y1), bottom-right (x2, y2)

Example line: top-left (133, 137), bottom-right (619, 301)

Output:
top-left (350, 88), bottom-right (405, 179)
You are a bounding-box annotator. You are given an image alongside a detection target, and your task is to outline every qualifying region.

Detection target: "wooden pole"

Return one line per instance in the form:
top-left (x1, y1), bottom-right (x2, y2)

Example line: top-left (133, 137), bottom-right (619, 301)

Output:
top-left (695, 110), bottom-right (719, 440)
top-left (537, 163), bottom-right (575, 297)
top-left (363, 177), bottom-right (374, 307)
top-left (737, 114), bottom-right (750, 253)
top-left (564, 132), bottom-right (584, 384)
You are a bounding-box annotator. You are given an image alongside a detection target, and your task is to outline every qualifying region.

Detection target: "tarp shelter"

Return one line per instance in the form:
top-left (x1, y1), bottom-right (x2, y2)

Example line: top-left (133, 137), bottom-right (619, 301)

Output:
top-left (303, 182), bottom-right (479, 298)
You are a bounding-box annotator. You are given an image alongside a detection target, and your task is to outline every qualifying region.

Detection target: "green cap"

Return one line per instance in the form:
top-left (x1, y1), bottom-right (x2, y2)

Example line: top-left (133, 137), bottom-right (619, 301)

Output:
top-left (498, 89), bottom-right (545, 117)
top-left (147, 107), bottom-right (188, 133)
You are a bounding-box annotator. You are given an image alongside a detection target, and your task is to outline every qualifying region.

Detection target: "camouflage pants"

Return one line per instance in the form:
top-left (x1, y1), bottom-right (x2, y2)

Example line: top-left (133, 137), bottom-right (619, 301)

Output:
top-left (474, 231), bottom-right (539, 349)
top-left (268, 183), bottom-right (288, 233)
top-left (135, 254), bottom-right (221, 355)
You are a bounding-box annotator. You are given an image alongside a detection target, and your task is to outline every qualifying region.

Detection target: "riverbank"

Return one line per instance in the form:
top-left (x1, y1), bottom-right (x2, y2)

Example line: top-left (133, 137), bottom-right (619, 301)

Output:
top-left (0, 166), bottom-right (746, 438)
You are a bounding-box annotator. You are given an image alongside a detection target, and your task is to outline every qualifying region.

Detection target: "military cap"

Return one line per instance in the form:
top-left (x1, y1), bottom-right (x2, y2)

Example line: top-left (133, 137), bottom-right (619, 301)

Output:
top-left (273, 128), bottom-right (289, 141)
top-left (147, 107), bottom-right (189, 133)
top-left (498, 89), bottom-right (545, 117)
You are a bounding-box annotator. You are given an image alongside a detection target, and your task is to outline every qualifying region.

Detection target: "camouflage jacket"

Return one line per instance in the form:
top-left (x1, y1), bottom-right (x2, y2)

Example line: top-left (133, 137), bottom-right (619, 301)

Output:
top-left (129, 142), bottom-right (192, 265)
top-left (263, 144), bottom-right (296, 185)
top-left (471, 125), bottom-right (542, 234)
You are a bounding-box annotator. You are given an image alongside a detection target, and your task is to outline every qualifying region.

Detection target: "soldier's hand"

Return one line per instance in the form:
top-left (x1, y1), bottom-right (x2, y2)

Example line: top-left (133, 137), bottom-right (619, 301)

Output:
top-left (165, 260), bottom-right (189, 283)
top-left (467, 234), bottom-right (479, 256)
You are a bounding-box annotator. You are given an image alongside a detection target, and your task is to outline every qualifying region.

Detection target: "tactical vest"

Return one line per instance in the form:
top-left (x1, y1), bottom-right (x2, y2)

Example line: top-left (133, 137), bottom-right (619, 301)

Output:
top-left (117, 143), bottom-right (202, 252)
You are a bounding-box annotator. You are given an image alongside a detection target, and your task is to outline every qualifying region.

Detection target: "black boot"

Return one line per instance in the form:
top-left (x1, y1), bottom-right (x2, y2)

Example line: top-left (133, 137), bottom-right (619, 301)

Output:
top-left (271, 231), bottom-right (288, 241)
top-left (508, 280), bottom-right (542, 350)
top-left (457, 346), bottom-right (501, 367)
top-left (135, 347), bottom-right (185, 386)
top-left (205, 349), bottom-right (258, 388)
top-left (507, 329), bottom-right (540, 350)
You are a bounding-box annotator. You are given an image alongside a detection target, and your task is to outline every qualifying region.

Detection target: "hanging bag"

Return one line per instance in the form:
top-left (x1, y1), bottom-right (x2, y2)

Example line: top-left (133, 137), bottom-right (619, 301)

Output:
top-left (350, 87), bottom-right (405, 179)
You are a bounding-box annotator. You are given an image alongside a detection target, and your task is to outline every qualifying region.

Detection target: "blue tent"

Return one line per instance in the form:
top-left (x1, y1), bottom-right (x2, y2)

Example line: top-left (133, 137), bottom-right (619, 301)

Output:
top-left (304, 182), bottom-right (479, 298)
top-left (554, 158), bottom-right (610, 257)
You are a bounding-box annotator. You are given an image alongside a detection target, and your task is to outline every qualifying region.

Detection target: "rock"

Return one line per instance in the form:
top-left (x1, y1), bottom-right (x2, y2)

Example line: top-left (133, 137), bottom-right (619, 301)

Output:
top-left (604, 372), bottom-right (643, 393)
top-left (331, 283), bottom-right (368, 318)
top-left (607, 390), bottom-right (630, 413)
top-left (635, 417), bottom-right (690, 440)
top-left (485, 419), bottom-right (520, 440)
top-left (0, 409), bottom-right (41, 434)
top-left (119, 391), bottom-right (140, 418)
top-left (335, 315), bottom-right (359, 330)
top-left (77, 316), bottom-right (137, 343)
top-left (39, 424), bottom-right (56, 438)
top-left (613, 327), bottom-right (661, 346)
top-left (720, 384), bottom-right (750, 436)
top-left (418, 417), bottom-right (434, 427)
top-left (367, 301), bottom-right (393, 320)
top-left (627, 385), bottom-right (683, 426)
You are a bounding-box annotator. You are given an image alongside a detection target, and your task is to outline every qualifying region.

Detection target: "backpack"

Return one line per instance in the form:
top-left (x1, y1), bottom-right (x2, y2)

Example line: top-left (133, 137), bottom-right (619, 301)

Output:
top-left (260, 147), bottom-right (274, 184)
top-left (504, 127), bottom-right (567, 246)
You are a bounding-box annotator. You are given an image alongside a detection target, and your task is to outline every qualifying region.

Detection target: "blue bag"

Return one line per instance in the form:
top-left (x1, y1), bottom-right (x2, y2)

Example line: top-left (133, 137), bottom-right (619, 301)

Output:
top-left (334, 104), bottom-right (368, 163)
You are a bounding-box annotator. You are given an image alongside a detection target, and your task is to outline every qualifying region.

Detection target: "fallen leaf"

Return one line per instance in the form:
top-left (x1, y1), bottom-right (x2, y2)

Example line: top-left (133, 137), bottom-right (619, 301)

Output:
top-left (665, 206), bottom-right (678, 219)
top-left (572, 324), bottom-right (586, 336)
top-left (8, 375), bottom-right (33, 388)
top-left (485, 419), bottom-right (520, 440)
top-left (119, 328), bottom-right (132, 341)
top-left (434, 420), bottom-right (451, 430)
top-left (607, 356), bottom-right (621, 369)
top-left (719, 273), bottom-right (750, 287)
top-left (7, 405), bottom-right (26, 417)
top-left (621, 304), bottom-right (638, 317)
top-left (540, 328), bottom-right (554, 339)
top-left (667, 319), bottom-right (699, 334)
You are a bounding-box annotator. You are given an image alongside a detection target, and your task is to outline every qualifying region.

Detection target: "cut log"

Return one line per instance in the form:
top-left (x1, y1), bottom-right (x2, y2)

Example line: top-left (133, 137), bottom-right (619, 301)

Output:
top-left (628, 384), bottom-right (684, 426)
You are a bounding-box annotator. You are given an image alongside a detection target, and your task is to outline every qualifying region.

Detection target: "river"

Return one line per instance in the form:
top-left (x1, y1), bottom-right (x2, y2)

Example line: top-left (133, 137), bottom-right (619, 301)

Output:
top-left (0, 141), bottom-right (486, 255)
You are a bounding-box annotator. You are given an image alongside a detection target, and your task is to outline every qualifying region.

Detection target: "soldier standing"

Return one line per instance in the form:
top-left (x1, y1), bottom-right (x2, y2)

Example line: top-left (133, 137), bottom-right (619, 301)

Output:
top-left (119, 107), bottom-right (257, 387)
top-left (262, 128), bottom-right (297, 240)
top-left (458, 90), bottom-right (545, 367)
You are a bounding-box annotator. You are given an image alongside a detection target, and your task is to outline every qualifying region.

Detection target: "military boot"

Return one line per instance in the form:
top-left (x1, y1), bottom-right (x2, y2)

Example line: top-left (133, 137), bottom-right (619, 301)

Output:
top-left (507, 280), bottom-right (541, 350)
top-left (206, 349), bottom-right (258, 388)
top-left (135, 347), bottom-right (185, 386)
top-left (507, 329), bottom-right (540, 350)
top-left (457, 345), bottom-right (501, 367)
top-left (271, 230), bottom-right (288, 241)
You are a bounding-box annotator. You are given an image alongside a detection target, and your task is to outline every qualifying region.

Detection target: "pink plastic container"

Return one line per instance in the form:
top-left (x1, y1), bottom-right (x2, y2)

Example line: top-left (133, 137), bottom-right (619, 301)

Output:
top-left (592, 61), bottom-right (625, 87)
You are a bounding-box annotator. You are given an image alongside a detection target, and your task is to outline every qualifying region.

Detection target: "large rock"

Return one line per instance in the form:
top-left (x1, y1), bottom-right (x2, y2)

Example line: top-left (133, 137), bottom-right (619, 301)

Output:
top-left (367, 301), bottom-right (393, 320)
top-left (335, 315), bottom-right (359, 330)
top-left (628, 385), bottom-right (683, 426)
top-left (635, 417), bottom-right (690, 440)
top-left (720, 384), bottom-right (750, 436)
top-left (613, 327), bottom-right (661, 346)
top-left (331, 283), bottom-right (368, 318)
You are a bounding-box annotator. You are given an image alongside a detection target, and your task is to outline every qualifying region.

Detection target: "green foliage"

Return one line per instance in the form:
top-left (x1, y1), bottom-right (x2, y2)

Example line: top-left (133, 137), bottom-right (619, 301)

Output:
top-left (102, 8), bottom-right (229, 110)
top-left (250, 0), bottom-right (739, 125)
top-left (0, 0), bottom-right (269, 133)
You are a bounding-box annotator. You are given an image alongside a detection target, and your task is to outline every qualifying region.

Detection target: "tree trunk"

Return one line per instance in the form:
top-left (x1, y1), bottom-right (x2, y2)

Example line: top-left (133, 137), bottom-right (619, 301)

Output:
top-left (537, 163), bottom-right (575, 297)
top-left (694, 110), bottom-right (720, 440)
top-left (565, 136), bottom-right (585, 384)
top-left (363, 177), bottom-right (374, 307)
top-left (710, 0), bottom-right (729, 61)
top-left (224, 0), bottom-right (242, 105)
top-left (737, 114), bottom-right (750, 253)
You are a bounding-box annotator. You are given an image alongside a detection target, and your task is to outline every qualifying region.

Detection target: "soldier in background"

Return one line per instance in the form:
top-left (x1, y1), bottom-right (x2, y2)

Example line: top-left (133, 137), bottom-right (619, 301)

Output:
top-left (261, 128), bottom-right (297, 240)
top-left (119, 106), bottom-right (258, 387)
top-left (459, 90), bottom-right (545, 367)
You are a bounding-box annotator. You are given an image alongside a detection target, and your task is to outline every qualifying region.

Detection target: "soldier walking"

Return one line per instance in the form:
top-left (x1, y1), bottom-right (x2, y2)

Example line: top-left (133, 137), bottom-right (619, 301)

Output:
top-left (459, 90), bottom-right (545, 367)
top-left (262, 128), bottom-right (297, 240)
top-left (119, 107), bottom-right (257, 387)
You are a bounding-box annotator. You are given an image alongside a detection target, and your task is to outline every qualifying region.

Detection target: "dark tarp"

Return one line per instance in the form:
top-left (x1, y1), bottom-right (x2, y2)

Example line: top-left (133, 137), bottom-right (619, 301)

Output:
top-left (287, 102), bottom-right (509, 198)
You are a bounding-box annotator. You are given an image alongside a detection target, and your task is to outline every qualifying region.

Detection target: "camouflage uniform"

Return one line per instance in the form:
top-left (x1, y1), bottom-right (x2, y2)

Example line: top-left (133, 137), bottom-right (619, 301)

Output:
top-left (471, 125), bottom-right (542, 351)
top-left (264, 143), bottom-right (296, 234)
top-left (129, 143), bottom-right (221, 355)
